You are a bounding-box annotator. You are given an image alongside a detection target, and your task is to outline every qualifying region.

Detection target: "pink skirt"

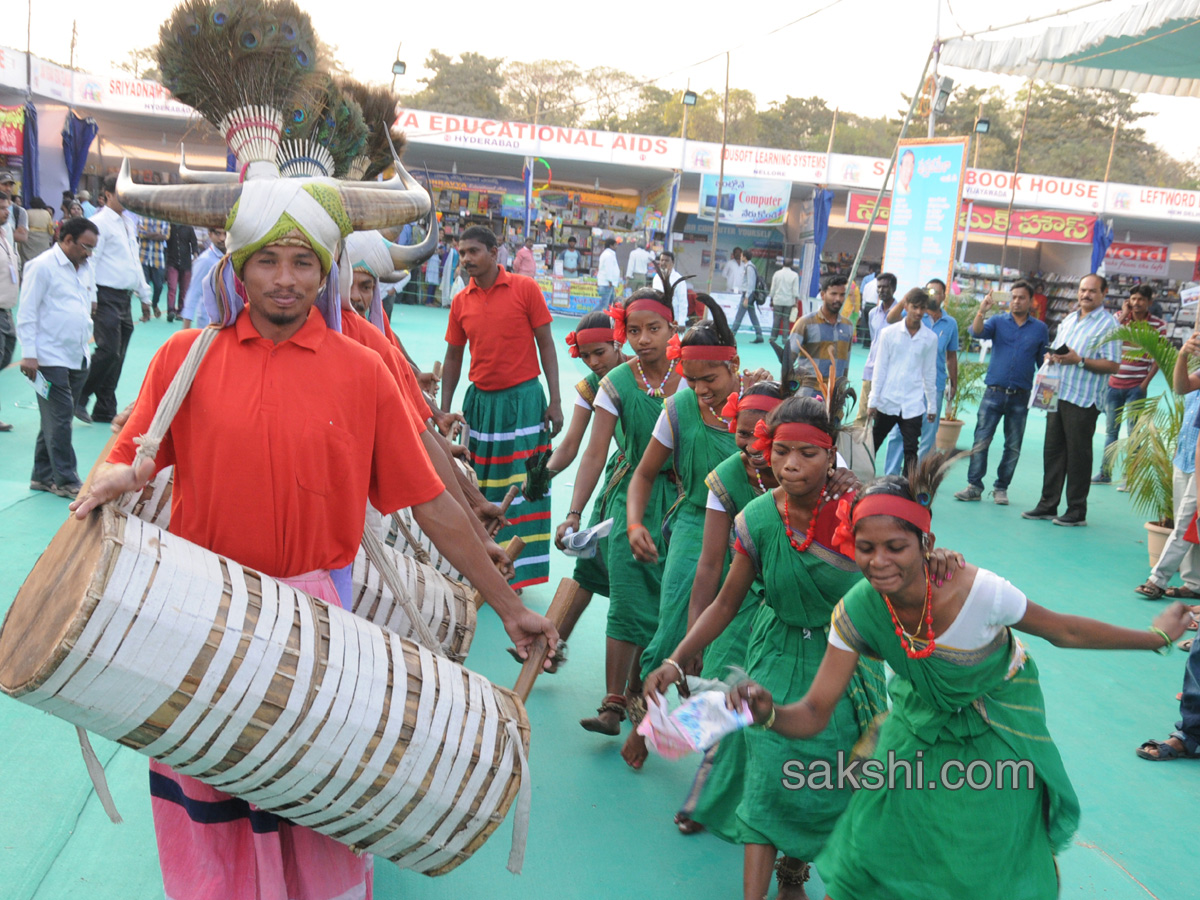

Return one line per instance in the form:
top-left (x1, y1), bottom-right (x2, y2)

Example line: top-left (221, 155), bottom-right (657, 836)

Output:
top-left (151, 569), bottom-right (373, 900)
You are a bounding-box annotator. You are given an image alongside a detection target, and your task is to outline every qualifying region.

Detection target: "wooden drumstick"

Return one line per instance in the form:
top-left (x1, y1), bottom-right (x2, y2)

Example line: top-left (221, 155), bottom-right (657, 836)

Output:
top-left (432, 360), bottom-right (443, 380)
top-left (487, 484), bottom-right (521, 537)
top-left (513, 578), bottom-right (582, 702)
top-left (473, 535), bottom-right (526, 609)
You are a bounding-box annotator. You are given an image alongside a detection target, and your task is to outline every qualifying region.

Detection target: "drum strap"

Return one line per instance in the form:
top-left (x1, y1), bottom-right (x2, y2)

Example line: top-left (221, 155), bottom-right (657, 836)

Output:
top-left (390, 510), bottom-right (433, 565)
top-left (360, 525), bottom-right (442, 654)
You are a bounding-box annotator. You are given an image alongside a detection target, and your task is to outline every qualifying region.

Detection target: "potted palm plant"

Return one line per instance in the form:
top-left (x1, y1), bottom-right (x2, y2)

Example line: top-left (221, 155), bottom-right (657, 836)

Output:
top-left (1103, 321), bottom-right (1184, 566)
top-left (936, 296), bottom-right (989, 451)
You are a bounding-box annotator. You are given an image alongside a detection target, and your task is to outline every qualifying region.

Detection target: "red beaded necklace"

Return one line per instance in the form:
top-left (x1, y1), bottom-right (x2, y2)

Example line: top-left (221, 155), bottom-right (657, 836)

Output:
top-left (782, 487), bottom-right (826, 554)
top-left (882, 568), bottom-right (936, 659)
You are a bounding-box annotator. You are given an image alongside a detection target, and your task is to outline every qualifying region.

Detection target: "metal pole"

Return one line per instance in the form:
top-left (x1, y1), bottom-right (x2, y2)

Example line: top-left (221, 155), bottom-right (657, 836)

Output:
top-left (25, 0), bottom-right (32, 97)
top-left (928, 0), bottom-right (941, 138)
top-left (1102, 116), bottom-right (1120, 185)
top-left (847, 47), bottom-right (934, 289)
top-left (999, 79), bottom-right (1034, 272)
top-left (825, 107), bottom-right (839, 157)
top-left (706, 51), bottom-right (731, 292)
top-left (972, 100), bottom-right (983, 168)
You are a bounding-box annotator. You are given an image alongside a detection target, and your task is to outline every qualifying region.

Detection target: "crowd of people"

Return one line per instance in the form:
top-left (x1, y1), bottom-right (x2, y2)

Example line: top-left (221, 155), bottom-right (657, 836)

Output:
top-left (3, 151), bottom-right (1197, 900)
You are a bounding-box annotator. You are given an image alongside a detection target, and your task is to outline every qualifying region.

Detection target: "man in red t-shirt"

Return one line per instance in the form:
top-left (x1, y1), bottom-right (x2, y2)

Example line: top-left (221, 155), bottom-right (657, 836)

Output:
top-left (441, 225), bottom-right (562, 588)
top-left (71, 180), bottom-right (557, 900)
top-left (1094, 283), bottom-right (1168, 485)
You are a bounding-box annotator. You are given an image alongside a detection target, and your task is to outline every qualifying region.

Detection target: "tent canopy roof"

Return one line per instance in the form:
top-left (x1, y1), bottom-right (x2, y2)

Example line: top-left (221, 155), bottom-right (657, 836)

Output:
top-left (941, 0), bottom-right (1200, 97)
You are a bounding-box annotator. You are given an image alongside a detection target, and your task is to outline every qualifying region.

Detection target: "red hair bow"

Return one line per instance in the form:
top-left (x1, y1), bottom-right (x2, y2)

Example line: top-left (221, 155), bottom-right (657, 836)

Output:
top-left (565, 332), bottom-right (580, 358)
top-left (751, 419), bottom-right (773, 457)
top-left (721, 391), bottom-right (741, 432)
top-left (831, 496), bottom-right (857, 561)
top-left (606, 305), bottom-right (627, 343)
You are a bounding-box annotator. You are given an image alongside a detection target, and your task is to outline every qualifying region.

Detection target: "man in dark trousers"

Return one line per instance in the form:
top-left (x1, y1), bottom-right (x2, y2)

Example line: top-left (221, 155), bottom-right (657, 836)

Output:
top-left (77, 176), bottom-right (150, 423)
top-left (164, 223), bottom-right (198, 323)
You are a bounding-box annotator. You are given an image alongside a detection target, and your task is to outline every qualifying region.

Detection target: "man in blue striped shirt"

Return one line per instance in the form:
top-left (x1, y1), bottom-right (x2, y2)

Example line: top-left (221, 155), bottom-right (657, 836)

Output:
top-left (1022, 273), bottom-right (1121, 526)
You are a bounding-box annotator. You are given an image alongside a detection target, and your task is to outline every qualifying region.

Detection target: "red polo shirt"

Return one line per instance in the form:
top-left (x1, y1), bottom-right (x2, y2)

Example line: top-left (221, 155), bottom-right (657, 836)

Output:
top-left (445, 266), bottom-right (552, 392)
top-left (342, 310), bottom-right (428, 426)
top-left (110, 308), bottom-right (443, 578)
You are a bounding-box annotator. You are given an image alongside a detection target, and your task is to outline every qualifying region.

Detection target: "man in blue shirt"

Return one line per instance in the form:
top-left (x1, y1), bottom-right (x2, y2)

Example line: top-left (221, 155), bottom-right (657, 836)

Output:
top-left (955, 279), bottom-right (1049, 505)
top-left (883, 278), bottom-right (959, 473)
top-left (561, 236), bottom-right (580, 277)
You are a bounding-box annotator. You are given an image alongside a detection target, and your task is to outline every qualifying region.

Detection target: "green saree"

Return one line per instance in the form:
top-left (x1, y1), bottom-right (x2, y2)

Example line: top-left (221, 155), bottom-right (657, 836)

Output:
top-left (639, 388), bottom-right (737, 678)
top-left (816, 572), bottom-right (1080, 900)
top-left (598, 363), bottom-right (677, 646)
top-left (732, 491), bottom-right (888, 861)
top-left (571, 373), bottom-right (624, 598)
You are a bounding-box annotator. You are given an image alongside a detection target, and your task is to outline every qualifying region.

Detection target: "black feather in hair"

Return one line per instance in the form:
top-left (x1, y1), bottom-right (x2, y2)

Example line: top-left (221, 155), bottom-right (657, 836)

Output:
top-left (337, 78), bottom-right (400, 180)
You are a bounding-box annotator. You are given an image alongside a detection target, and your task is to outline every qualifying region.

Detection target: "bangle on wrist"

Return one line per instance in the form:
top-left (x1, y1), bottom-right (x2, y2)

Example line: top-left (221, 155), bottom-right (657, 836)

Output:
top-left (760, 705), bottom-right (777, 730)
top-left (1148, 625), bottom-right (1172, 655)
top-left (568, 509), bottom-right (583, 518)
top-left (664, 657), bottom-right (686, 684)
top-left (627, 523), bottom-right (648, 535)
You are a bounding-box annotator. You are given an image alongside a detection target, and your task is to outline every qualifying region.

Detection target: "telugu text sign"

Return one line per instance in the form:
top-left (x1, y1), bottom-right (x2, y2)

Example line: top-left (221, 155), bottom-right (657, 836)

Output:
top-left (881, 138), bottom-right (969, 292)
top-left (846, 193), bottom-right (1095, 244)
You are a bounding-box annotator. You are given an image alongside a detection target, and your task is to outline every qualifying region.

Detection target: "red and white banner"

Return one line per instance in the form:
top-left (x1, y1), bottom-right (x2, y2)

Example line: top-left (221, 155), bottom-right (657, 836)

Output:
top-left (1105, 242), bottom-right (1170, 278)
top-left (846, 193), bottom-right (1095, 244)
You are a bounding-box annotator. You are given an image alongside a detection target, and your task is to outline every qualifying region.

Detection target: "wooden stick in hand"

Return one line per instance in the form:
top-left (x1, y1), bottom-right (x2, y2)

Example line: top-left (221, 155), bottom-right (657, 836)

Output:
top-left (473, 535), bottom-right (526, 609)
top-left (487, 484), bottom-right (521, 537)
top-left (513, 578), bottom-right (581, 702)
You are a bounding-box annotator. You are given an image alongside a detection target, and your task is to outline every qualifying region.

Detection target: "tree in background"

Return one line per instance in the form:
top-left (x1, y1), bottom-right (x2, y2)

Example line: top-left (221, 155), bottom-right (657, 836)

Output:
top-left (503, 60), bottom-right (583, 127)
top-left (112, 47), bottom-right (160, 82)
top-left (401, 50), bottom-right (507, 119)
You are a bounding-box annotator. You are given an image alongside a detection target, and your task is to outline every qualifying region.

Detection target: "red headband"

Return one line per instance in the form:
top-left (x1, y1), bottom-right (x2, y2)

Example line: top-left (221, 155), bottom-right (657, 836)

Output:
top-left (852, 494), bottom-right (932, 533)
top-left (751, 420), bottom-right (834, 456)
top-left (565, 327), bottom-right (616, 357)
top-left (625, 296), bottom-right (675, 322)
top-left (667, 336), bottom-right (737, 374)
top-left (721, 393), bottom-right (782, 432)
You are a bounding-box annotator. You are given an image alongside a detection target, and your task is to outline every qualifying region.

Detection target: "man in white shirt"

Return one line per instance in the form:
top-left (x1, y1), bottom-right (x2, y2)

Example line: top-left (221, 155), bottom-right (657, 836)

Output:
top-left (180, 227), bottom-right (227, 329)
top-left (651, 250), bottom-right (690, 325)
top-left (595, 237), bottom-right (620, 311)
top-left (0, 189), bottom-right (19, 432)
top-left (855, 271), bottom-right (897, 424)
top-left (625, 239), bottom-right (653, 291)
top-left (868, 287), bottom-right (938, 476)
top-left (728, 248), bottom-right (764, 342)
top-left (768, 257), bottom-right (801, 346)
top-left (16, 217), bottom-right (99, 497)
top-left (78, 175), bottom-right (151, 424)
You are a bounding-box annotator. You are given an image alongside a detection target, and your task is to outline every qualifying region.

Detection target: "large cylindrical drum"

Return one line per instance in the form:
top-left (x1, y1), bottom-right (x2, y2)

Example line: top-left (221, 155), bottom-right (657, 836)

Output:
top-left (116, 468), bottom-right (477, 661)
top-left (386, 508), bottom-right (465, 582)
top-left (0, 506), bottom-right (530, 875)
top-left (349, 542), bottom-right (475, 662)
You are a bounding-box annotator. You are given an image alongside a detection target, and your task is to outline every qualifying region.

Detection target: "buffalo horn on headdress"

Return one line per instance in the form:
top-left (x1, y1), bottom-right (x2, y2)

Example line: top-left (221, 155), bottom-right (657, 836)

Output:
top-left (388, 208), bottom-right (438, 269)
top-left (117, 159), bottom-right (240, 229)
top-left (178, 145), bottom-right (241, 185)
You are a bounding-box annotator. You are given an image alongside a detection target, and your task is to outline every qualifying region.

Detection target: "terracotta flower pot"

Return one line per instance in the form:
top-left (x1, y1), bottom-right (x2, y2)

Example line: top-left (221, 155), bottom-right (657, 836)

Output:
top-left (1145, 521), bottom-right (1174, 568)
top-left (936, 418), bottom-right (963, 452)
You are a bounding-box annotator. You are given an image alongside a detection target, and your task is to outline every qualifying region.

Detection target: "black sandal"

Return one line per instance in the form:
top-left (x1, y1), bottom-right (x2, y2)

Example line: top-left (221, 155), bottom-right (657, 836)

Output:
top-left (1135, 581), bottom-right (1166, 599)
top-left (1165, 586), bottom-right (1200, 600)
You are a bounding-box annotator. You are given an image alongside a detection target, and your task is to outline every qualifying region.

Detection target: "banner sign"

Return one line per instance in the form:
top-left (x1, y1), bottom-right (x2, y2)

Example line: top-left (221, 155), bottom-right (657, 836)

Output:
top-left (0, 104), bottom-right (23, 155)
top-left (847, 193), bottom-right (1095, 244)
top-left (696, 174), bottom-right (790, 226)
top-left (881, 137), bottom-right (969, 292)
top-left (1105, 241), bottom-right (1170, 278)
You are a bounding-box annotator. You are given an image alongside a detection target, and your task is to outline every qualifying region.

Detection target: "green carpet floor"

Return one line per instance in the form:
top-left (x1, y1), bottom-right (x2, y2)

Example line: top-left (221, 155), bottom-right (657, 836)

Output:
top-left (0, 305), bottom-right (1192, 899)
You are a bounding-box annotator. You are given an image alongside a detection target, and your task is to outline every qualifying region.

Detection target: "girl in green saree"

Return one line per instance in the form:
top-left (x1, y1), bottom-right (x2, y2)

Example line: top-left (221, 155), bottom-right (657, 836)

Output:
top-left (643, 393), bottom-right (904, 900)
top-left (732, 455), bottom-right (1193, 900)
top-left (561, 288), bottom-right (681, 737)
top-left (622, 295), bottom-right (745, 769)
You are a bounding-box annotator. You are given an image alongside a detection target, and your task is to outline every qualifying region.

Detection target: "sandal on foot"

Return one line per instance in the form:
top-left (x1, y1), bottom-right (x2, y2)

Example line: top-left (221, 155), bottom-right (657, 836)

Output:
top-left (1164, 586), bottom-right (1200, 600)
top-left (580, 694), bottom-right (626, 735)
top-left (1135, 738), bottom-right (1197, 761)
top-left (1135, 581), bottom-right (1166, 599)
top-left (673, 812), bottom-right (704, 835)
top-left (1179, 639), bottom-right (1193, 652)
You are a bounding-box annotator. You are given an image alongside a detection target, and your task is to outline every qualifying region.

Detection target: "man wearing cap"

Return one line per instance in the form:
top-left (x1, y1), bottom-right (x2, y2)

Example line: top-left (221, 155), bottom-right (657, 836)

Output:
top-left (0, 172), bottom-right (28, 253)
top-left (77, 176), bottom-right (151, 423)
top-left (76, 189), bottom-right (98, 217)
top-left (75, 173), bottom-right (558, 900)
